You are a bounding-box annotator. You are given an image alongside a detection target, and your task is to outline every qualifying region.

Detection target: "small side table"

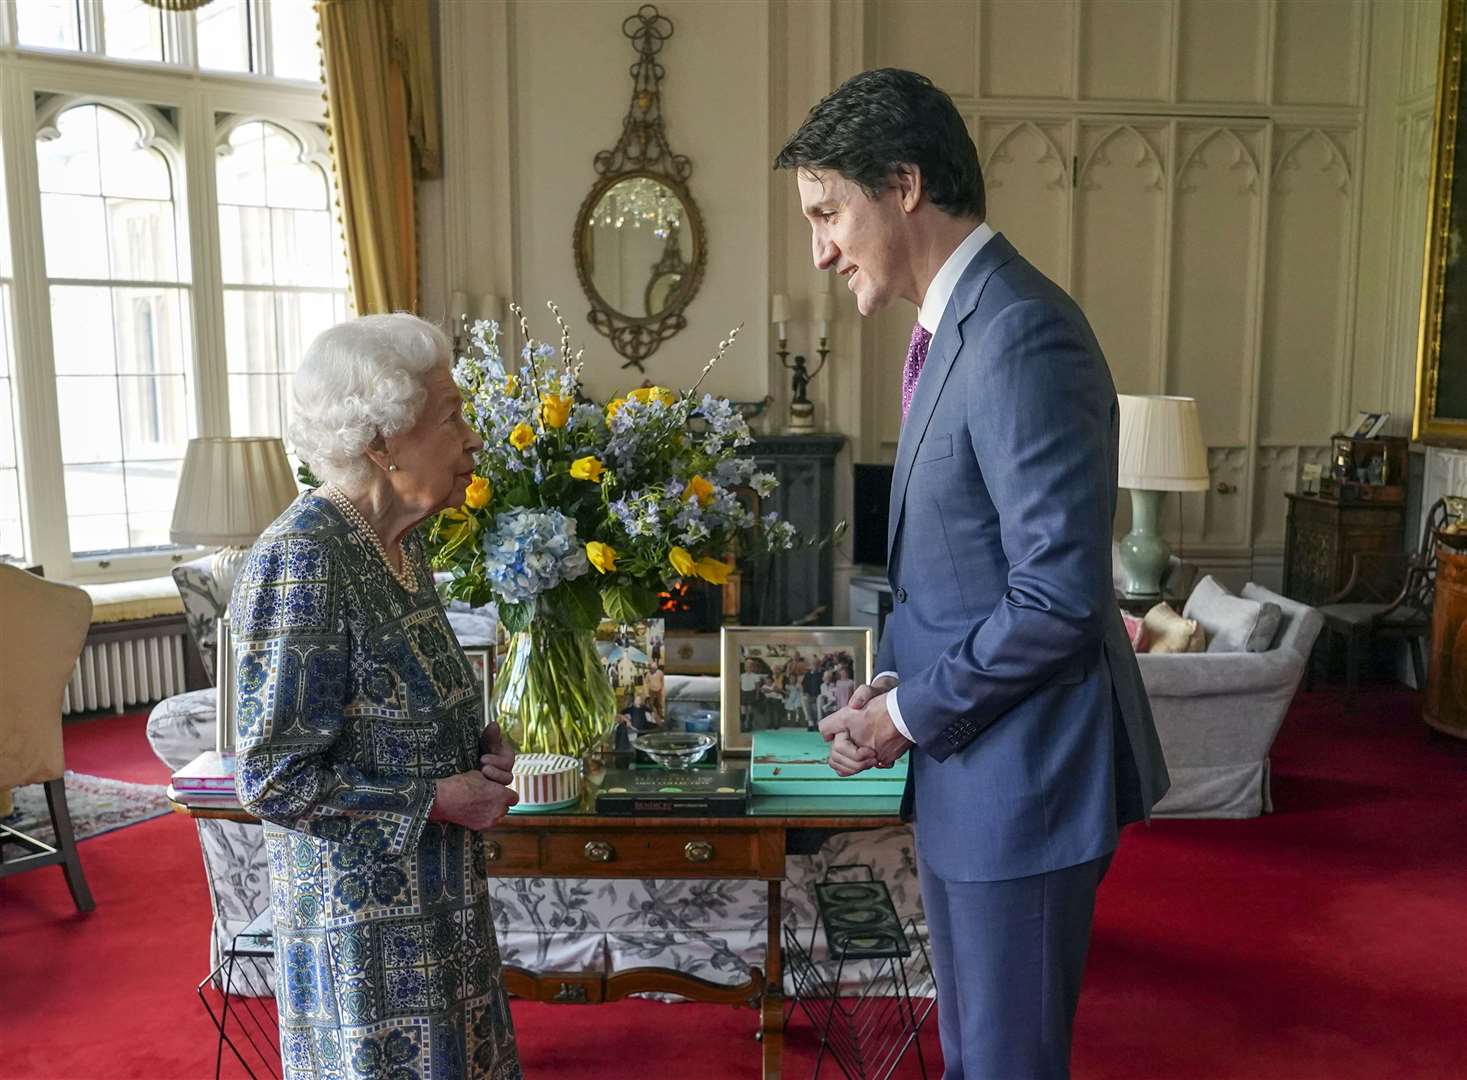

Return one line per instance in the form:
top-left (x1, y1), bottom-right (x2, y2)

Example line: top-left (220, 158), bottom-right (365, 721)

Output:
top-left (197, 908), bottom-right (280, 1079)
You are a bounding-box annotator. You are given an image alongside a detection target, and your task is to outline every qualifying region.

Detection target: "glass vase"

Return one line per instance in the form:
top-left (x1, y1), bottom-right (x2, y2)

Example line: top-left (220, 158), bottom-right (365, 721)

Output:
top-left (493, 619), bottom-right (617, 759)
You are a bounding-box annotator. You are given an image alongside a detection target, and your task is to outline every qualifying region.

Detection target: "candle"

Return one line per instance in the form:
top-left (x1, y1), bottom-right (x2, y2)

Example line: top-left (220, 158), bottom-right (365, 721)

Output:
top-left (450, 291), bottom-right (470, 320)
top-left (812, 294), bottom-right (833, 338)
top-left (481, 293), bottom-right (507, 324)
top-left (771, 293), bottom-right (789, 341)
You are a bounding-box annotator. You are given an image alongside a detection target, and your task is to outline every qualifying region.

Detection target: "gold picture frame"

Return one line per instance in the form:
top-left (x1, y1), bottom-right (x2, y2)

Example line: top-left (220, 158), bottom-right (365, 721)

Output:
top-left (1414, 0), bottom-right (1467, 446)
top-left (718, 625), bottom-right (874, 753)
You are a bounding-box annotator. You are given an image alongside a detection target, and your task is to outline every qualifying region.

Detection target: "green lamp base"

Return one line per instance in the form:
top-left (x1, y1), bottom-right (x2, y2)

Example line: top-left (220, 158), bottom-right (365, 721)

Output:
top-left (1118, 488), bottom-right (1171, 598)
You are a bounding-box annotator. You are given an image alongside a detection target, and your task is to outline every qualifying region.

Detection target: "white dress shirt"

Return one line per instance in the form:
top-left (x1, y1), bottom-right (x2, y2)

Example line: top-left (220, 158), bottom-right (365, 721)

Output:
top-left (878, 221), bottom-right (995, 744)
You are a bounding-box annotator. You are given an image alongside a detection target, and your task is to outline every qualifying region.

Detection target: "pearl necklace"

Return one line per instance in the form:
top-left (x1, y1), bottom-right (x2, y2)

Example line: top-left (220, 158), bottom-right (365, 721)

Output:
top-left (322, 483), bottom-right (420, 593)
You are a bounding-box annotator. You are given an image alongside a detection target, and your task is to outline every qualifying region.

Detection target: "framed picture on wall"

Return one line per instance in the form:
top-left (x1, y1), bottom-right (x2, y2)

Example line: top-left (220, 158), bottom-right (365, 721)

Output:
top-left (718, 625), bottom-right (874, 753)
top-left (462, 647), bottom-right (494, 731)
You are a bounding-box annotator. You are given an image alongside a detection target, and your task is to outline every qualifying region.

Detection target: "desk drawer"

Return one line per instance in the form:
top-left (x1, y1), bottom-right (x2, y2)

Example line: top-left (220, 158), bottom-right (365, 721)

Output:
top-left (542, 827), bottom-right (764, 877)
top-left (481, 830), bottom-right (541, 871)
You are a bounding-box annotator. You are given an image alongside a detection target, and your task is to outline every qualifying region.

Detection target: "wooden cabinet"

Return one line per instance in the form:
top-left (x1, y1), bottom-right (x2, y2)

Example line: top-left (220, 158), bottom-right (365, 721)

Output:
top-left (1282, 493), bottom-right (1406, 606)
top-left (1424, 544), bottom-right (1467, 740)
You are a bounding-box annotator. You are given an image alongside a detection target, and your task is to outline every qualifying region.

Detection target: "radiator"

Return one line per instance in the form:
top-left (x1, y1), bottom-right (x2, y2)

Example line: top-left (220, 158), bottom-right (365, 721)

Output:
top-left (62, 631), bottom-right (189, 715)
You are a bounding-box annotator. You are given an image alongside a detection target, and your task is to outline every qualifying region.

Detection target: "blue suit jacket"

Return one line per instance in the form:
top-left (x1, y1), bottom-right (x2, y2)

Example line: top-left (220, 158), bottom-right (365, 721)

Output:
top-left (877, 233), bottom-right (1169, 883)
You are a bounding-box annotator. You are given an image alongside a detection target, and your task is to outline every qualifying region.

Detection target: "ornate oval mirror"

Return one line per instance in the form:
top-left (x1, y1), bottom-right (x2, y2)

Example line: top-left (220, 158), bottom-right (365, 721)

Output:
top-left (573, 5), bottom-right (706, 370)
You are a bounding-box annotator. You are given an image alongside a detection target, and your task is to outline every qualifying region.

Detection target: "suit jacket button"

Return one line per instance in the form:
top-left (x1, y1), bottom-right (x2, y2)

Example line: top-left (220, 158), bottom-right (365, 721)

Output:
top-left (894, 587), bottom-right (908, 603)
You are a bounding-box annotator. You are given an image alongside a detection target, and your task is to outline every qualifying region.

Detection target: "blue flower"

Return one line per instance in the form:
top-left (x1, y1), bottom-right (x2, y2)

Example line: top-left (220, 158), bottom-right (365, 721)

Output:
top-left (479, 508), bottom-right (590, 604)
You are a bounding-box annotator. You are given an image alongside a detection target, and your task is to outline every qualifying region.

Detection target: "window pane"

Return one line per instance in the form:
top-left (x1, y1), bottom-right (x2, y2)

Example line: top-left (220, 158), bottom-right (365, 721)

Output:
top-left (102, 0), bottom-right (165, 63)
top-left (69, 513), bottom-right (130, 556)
top-left (17, 0), bottom-right (81, 51)
top-left (219, 204), bottom-right (274, 283)
top-left (57, 378), bottom-right (124, 463)
top-left (271, 208), bottom-right (333, 285)
top-left (0, 377), bottom-right (14, 471)
top-left (229, 372), bottom-right (284, 437)
top-left (0, 469), bottom-right (23, 560)
top-left (113, 287), bottom-right (188, 375)
top-left (97, 110), bottom-right (172, 200)
top-left (267, 0), bottom-right (322, 82)
top-left (36, 108), bottom-right (102, 197)
top-left (41, 194), bottom-right (109, 279)
top-left (107, 199), bottom-right (179, 281)
top-left (224, 290), bottom-right (278, 371)
top-left (118, 375), bottom-right (188, 458)
top-left (276, 291), bottom-right (334, 372)
top-left (51, 287), bottom-right (117, 376)
top-left (264, 128), bottom-right (327, 209)
top-left (217, 124), bottom-right (268, 206)
top-left (196, 0), bottom-right (251, 73)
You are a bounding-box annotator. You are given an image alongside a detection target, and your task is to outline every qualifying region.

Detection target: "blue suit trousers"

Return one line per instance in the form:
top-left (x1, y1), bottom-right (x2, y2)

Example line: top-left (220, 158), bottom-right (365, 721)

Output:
top-left (917, 851), bottom-right (1112, 1079)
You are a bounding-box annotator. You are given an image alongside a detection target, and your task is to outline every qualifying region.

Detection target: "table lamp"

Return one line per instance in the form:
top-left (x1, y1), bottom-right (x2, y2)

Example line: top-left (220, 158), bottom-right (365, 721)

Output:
top-left (170, 436), bottom-right (299, 610)
top-left (1116, 395), bottom-right (1210, 598)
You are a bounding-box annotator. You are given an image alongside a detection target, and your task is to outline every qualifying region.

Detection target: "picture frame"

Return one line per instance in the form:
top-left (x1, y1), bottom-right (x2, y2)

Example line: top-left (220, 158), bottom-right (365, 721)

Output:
top-left (595, 618), bottom-right (668, 752)
top-left (462, 647), bottom-right (494, 732)
top-left (718, 625), bottom-right (874, 753)
top-left (1347, 411), bottom-right (1390, 439)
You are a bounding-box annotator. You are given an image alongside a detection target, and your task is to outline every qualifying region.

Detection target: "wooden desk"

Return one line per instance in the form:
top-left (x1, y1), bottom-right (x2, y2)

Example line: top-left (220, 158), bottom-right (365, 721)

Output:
top-left (1424, 542), bottom-right (1467, 740)
top-left (169, 786), bottom-right (902, 1080)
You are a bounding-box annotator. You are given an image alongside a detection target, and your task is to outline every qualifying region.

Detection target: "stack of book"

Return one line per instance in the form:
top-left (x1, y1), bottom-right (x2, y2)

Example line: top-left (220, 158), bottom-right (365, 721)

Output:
top-left (170, 750), bottom-right (239, 805)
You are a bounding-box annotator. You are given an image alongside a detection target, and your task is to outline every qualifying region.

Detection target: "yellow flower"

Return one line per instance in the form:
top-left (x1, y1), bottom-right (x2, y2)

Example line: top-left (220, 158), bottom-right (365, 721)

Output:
top-left (463, 474), bottom-right (491, 509)
top-left (569, 456), bottom-right (605, 482)
top-left (605, 397), bottom-right (626, 424)
top-left (682, 474), bottom-right (714, 506)
top-left (504, 374), bottom-right (520, 395)
top-left (508, 423), bottom-right (536, 450)
top-left (628, 385), bottom-right (677, 407)
top-left (540, 393), bottom-right (572, 429)
top-left (587, 541), bottom-right (618, 574)
top-left (668, 546), bottom-right (695, 577)
top-left (436, 507), bottom-right (478, 546)
top-left (693, 556), bottom-right (732, 585)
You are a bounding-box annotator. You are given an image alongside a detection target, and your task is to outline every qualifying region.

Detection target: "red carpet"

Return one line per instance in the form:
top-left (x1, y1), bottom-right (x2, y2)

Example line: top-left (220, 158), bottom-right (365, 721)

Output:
top-left (2, 691), bottom-right (1464, 1079)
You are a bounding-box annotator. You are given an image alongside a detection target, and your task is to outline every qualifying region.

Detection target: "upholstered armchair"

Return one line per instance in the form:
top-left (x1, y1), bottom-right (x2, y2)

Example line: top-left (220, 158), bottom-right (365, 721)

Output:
top-left (0, 565), bottom-right (96, 911)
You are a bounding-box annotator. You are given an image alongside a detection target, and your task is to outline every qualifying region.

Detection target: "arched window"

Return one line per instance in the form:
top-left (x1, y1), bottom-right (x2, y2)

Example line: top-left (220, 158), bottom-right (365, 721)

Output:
top-left (217, 119), bottom-right (348, 438)
top-left (36, 102), bottom-right (191, 556)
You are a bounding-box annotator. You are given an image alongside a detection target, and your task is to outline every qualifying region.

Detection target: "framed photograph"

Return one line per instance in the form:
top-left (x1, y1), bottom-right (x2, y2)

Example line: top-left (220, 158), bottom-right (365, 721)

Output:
top-left (462, 647), bottom-right (494, 732)
top-left (718, 626), bottom-right (874, 753)
top-left (595, 618), bottom-right (667, 752)
top-left (1348, 411), bottom-right (1389, 439)
top-left (1300, 462), bottom-right (1323, 495)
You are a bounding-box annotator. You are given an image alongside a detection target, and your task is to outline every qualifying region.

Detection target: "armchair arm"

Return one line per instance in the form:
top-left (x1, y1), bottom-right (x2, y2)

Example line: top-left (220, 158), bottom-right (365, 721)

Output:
top-left (1138, 649), bottom-right (1301, 699)
top-left (1323, 551), bottom-right (1412, 607)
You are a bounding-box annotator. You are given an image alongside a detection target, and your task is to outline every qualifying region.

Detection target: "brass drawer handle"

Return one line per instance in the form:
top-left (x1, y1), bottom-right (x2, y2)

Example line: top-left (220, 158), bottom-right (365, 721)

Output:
top-left (684, 840), bottom-right (714, 863)
top-left (584, 840), bottom-right (615, 863)
top-left (485, 840), bottom-right (502, 863)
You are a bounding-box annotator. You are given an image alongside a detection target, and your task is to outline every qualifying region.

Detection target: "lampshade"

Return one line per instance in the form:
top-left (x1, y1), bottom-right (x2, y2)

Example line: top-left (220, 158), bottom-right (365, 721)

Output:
top-left (1117, 395), bottom-right (1209, 491)
top-left (170, 437), bottom-right (298, 546)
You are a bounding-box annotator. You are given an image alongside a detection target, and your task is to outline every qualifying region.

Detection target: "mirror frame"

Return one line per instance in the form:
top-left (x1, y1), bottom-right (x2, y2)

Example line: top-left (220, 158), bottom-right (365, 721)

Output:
top-left (1415, 0), bottom-right (1467, 446)
top-left (573, 168), bottom-right (706, 368)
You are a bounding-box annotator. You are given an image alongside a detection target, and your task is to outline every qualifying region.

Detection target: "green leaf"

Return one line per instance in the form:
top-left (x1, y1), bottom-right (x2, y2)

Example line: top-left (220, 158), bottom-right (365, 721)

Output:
top-left (498, 600), bottom-right (535, 634)
top-left (544, 575), bottom-right (605, 631)
top-left (601, 582), bottom-right (660, 623)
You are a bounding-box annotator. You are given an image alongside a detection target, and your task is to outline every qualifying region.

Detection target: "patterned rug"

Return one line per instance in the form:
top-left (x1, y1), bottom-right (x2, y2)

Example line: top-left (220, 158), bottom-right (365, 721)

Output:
top-left (0, 772), bottom-right (170, 860)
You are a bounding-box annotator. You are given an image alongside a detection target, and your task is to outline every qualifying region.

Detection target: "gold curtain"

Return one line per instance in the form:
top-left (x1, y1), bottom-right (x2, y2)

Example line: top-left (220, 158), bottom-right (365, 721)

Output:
top-left (316, 0), bottom-right (441, 315)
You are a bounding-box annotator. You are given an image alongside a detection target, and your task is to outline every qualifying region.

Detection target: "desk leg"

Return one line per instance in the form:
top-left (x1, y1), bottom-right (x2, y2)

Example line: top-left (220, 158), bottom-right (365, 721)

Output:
top-left (762, 878), bottom-right (784, 1080)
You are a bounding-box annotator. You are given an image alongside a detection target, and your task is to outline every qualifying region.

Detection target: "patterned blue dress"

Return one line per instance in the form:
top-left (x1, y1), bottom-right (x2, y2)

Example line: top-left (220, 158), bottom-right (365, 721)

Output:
top-left (233, 491), bottom-right (521, 1080)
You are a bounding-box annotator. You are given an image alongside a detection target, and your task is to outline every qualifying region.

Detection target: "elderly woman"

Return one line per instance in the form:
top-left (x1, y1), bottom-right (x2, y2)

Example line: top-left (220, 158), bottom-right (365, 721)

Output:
top-left (232, 313), bottom-right (522, 1079)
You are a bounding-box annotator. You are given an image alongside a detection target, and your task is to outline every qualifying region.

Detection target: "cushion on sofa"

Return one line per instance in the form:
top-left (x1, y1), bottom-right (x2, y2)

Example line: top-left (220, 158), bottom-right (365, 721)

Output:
top-left (1143, 602), bottom-right (1205, 653)
top-left (1122, 611), bottom-right (1150, 652)
top-left (1185, 575), bottom-right (1282, 653)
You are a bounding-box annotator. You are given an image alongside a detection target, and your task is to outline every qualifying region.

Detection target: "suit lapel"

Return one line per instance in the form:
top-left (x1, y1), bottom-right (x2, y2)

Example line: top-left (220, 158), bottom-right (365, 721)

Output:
top-left (887, 234), bottom-right (1017, 560)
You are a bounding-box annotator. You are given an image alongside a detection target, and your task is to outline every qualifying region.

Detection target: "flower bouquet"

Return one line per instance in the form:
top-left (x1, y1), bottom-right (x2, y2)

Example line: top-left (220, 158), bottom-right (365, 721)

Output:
top-left (428, 303), bottom-right (796, 759)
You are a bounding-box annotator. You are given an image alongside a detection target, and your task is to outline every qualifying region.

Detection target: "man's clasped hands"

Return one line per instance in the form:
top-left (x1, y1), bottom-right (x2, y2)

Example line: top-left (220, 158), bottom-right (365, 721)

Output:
top-left (817, 674), bottom-right (915, 776)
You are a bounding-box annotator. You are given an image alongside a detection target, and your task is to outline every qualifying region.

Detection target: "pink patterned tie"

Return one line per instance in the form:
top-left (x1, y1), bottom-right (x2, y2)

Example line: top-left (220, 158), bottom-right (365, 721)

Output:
top-left (901, 322), bottom-right (932, 419)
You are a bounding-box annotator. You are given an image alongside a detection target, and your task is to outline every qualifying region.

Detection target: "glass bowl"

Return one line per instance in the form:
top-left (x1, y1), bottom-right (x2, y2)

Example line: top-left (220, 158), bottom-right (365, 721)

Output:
top-left (631, 730), bottom-right (717, 770)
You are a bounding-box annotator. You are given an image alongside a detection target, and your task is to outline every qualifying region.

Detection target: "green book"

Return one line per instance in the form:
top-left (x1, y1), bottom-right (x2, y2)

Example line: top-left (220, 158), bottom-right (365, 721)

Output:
top-left (750, 729), bottom-right (908, 796)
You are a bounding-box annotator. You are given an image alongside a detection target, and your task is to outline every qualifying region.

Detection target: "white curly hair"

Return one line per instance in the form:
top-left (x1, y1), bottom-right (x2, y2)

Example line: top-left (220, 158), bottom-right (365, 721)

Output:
top-left (289, 313), bottom-right (452, 488)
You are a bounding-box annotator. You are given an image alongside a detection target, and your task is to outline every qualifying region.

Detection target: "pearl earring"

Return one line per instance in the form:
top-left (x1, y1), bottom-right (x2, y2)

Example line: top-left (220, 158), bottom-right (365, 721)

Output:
top-left (387, 463), bottom-right (399, 472)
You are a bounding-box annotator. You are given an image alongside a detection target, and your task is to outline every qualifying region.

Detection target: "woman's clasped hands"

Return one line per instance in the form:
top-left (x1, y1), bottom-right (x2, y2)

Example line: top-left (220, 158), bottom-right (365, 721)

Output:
top-left (429, 720), bottom-right (520, 830)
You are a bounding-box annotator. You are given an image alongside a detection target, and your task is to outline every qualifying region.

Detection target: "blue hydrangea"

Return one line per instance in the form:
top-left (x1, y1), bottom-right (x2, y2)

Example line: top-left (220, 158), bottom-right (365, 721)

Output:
top-left (479, 508), bottom-right (589, 604)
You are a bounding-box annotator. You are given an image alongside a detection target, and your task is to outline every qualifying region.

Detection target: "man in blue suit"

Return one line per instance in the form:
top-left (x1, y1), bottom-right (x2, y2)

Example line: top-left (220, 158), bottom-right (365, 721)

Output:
top-left (776, 69), bottom-right (1170, 1078)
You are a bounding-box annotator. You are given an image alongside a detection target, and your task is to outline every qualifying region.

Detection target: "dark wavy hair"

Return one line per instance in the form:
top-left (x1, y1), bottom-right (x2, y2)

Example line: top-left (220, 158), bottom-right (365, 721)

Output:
top-left (774, 68), bottom-right (984, 220)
